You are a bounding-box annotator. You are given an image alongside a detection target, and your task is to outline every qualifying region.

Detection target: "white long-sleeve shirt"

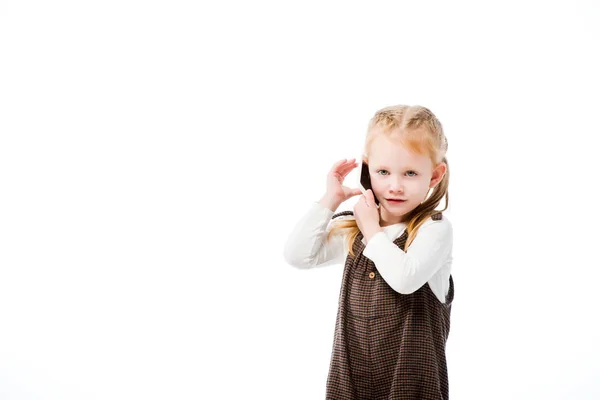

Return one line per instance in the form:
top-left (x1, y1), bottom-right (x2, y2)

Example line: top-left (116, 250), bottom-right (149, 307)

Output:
top-left (283, 201), bottom-right (454, 304)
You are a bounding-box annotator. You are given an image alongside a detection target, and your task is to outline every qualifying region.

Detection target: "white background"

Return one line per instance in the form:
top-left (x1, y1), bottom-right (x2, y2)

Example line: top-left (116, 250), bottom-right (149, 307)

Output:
top-left (1, 0), bottom-right (599, 399)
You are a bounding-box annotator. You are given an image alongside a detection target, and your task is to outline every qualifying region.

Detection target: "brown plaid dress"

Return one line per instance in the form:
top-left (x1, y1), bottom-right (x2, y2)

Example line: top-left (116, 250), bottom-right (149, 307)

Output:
top-left (325, 211), bottom-right (454, 400)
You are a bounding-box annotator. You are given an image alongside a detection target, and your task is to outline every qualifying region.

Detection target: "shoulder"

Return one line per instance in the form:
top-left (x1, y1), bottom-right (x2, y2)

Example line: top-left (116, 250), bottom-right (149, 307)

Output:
top-left (419, 213), bottom-right (453, 241)
top-left (404, 213), bottom-right (453, 257)
top-left (425, 212), bottom-right (452, 226)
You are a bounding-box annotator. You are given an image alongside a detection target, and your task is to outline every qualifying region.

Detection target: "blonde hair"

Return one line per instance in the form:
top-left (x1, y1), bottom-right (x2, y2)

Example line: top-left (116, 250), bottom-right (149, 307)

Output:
top-left (327, 104), bottom-right (450, 257)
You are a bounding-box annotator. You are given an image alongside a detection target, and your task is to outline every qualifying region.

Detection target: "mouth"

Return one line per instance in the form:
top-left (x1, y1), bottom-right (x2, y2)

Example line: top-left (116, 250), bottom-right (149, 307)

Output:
top-left (387, 198), bottom-right (406, 203)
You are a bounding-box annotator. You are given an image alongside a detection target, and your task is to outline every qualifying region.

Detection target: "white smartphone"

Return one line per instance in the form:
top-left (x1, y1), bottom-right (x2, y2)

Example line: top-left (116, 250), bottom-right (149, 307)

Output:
top-left (356, 157), bottom-right (380, 207)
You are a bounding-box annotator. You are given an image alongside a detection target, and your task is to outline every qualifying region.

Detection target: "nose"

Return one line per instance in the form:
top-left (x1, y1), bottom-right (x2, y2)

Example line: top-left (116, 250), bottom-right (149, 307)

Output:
top-left (388, 176), bottom-right (405, 192)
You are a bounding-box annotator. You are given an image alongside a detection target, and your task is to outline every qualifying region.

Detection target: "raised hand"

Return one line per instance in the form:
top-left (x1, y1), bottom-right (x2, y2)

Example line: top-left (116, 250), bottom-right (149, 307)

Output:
top-left (326, 158), bottom-right (363, 203)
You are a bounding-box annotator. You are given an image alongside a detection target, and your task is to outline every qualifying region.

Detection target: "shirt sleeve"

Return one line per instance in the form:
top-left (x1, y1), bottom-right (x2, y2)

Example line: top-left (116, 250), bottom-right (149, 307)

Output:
top-left (362, 218), bottom-right (453, 294)
top-left (283, 201), bottom-right (352, 269)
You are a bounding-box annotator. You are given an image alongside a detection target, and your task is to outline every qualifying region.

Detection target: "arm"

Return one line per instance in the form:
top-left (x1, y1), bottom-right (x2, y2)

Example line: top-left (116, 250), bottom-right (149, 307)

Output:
top-left (362, 219), bottom-right (453, 294)
top-left (283, 199), bottom-right (350, 269)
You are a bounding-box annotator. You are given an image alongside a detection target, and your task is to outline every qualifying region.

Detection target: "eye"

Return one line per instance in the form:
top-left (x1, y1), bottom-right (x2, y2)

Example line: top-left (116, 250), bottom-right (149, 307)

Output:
top-left (377, 170), bottom-right (418, 177)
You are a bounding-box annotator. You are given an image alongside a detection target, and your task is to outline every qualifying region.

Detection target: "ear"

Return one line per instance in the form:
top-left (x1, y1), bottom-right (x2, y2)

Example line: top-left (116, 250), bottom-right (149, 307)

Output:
top-left (429, 162), bottom-right (447, 188)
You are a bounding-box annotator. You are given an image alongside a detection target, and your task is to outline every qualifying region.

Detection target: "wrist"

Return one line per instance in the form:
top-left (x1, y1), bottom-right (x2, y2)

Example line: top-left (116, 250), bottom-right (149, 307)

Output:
top-left (319, 193), bottom-right (342, 212)
top-left (364, 225), bottom-right (383, 243)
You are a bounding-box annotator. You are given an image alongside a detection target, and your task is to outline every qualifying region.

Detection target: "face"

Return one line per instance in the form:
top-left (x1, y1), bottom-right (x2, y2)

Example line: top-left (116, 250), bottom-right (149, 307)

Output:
top-left (367, 135), bottom-right (446, 227)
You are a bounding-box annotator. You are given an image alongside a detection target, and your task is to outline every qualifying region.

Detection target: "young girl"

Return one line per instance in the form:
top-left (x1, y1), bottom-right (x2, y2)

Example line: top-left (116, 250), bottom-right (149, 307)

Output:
top-left (283, 104), bottom-right (454, 400)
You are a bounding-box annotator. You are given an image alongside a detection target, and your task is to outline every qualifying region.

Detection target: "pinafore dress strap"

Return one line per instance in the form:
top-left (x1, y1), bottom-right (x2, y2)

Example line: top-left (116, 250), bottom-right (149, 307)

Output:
top-left (331, 210), bottom-right (354, 220)
top-left (332, 210), bottom-right (443, 221)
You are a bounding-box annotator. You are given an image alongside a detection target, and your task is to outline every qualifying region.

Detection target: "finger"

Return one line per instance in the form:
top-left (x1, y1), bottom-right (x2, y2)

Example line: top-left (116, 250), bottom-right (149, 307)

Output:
top-left (331, 159), bottom-right (346, 171)
top-left (331, 158), bottom-right (354, 174)
top-left (339, 163), bottom-right (358, 177)
top-left (366, 189), bottom-right (374, 201)
top-left (368, 190), bottom-right (377, 206)
top-left (341, 158), bottom-right (356, 169)
top-left (356, 196), bottom-right (365, 207)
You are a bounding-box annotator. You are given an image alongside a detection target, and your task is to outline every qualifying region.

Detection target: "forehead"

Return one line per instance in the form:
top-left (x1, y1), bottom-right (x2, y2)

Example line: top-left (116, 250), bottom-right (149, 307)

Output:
top-left (369, 135), bottom-right (431, 170)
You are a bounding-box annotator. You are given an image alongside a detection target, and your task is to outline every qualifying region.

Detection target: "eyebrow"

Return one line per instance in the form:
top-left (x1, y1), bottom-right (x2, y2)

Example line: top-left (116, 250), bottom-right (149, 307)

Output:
top-left (375, 165), bottom-right (420, 170)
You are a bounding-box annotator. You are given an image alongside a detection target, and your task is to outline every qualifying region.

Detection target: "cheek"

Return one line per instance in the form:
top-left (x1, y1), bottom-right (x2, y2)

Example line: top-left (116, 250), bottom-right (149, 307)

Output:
top-left (372, 180), bottom-right (384, 192)
top-left (419, 180), bottom-right (432, 190)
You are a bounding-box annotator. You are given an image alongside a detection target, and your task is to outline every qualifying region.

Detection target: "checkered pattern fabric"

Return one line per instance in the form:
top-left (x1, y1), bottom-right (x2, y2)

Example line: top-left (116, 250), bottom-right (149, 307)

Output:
top-left (325, 211), bottom-right (454, 400)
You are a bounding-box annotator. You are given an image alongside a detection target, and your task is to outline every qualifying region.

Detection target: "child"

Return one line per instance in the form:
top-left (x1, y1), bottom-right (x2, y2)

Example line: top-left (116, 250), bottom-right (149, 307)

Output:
top-left (283, 104), bottom-right (454, 400)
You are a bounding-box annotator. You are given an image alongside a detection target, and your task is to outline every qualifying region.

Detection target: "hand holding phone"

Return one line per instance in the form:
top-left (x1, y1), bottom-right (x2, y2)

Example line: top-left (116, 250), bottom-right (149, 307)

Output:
top-left (357, 157), bottom-right (380, 207)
